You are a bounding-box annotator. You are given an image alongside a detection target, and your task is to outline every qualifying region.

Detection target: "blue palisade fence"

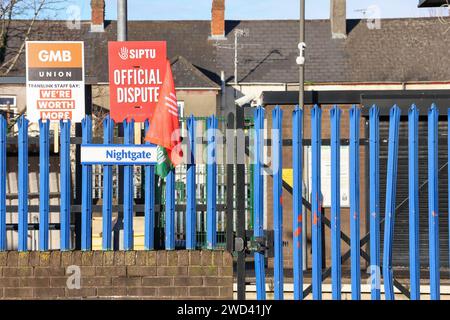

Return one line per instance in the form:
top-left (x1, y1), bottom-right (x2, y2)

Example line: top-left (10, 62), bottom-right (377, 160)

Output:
top-left (0, 103), bottom-right (447, 301)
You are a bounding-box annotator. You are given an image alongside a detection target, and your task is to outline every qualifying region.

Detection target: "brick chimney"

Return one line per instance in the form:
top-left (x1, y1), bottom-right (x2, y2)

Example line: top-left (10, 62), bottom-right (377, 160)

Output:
top-left (330, 0), bottom-right (347, 39)
top-left (210, 0), bottom-right (226, 39)
top-left (91, 0), bottom-right (105, 32)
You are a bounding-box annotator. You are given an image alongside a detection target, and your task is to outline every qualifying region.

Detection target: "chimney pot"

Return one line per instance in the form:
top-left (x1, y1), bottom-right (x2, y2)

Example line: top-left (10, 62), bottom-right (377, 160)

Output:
top-left (331, 0), bottom-right (347, 39)
top-left (91, 0), bottom-right (105, 32)
top-left (210, 0), bottom-right (226, 40)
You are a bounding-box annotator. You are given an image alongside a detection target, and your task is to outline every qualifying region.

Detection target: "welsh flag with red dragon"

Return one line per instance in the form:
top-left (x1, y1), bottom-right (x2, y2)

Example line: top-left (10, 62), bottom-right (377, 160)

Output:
top-left (145, 60), bottom-right (182, 178)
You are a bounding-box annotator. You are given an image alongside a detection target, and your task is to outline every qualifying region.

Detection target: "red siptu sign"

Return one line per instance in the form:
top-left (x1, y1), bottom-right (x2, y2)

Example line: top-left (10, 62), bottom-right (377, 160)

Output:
top-left (108, 41), bottom-right (167, 123)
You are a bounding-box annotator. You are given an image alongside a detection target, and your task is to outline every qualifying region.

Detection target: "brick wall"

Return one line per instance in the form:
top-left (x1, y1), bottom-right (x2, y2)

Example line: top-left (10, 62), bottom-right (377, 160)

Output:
top-left (0, 250), bottom-right (233, 300)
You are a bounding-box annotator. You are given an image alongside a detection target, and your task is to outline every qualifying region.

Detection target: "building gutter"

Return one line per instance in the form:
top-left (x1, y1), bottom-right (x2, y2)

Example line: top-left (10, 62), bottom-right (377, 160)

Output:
top-left (230, 81), bottom-right (450, 87)
top-left (262, 89), bottom-right (450, 115)
top-left (175, 87), bottom-right (221, 91)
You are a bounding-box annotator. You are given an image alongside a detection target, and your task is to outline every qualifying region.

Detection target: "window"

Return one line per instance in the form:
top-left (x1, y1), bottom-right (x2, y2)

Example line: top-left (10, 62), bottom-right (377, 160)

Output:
top-left (177, 101), bottom-right (184, 118)
top-left (0, 95), bottom-right (17, 118)
top-left (177, 101), bottom-right (185, 131)
top-left (0, 96), bottom-right (16, 107)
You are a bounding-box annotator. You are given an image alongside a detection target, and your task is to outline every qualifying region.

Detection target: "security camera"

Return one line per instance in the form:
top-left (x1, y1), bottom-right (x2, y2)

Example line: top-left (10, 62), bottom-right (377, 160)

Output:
top-left (297, 42), bottom-right (306, 65)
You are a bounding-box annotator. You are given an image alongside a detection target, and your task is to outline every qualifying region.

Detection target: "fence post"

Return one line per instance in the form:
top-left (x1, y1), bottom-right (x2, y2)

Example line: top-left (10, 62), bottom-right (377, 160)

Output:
top-left (292, 106), bottom-right (303, 300)
top-left (207, 115), bottom-right (217, 250)
top-left (102, 115), bottom-right (114, 250)
top-left (369, 105), bottom-right (381, 300)
top-left (18, 116), bottom-right (29, 252)
top-left (0, 115), bottom-right (6, 251)
top-left (186, 115), bottom-right (197, 250)
top-left (165, 168), bottom-right (176, 250)
top-left (236, 106), bottom-right (246, 300)
top-left (123, 118), bottom-right (135, 250)
top-left (311, 105), bottom-right (322, 300)
top-left (81, 116), bottom-right (93, 251)
top-left (349, 105), bottom-right (361, 300)
top-left (330, 105), bottom-right (341, 300)
top-left (383, 105), bottom-right (401, 300)
top-left (60, 120), bottom-right (71, 251)
top-left (408, 105), bottom-right (420, 300)
top-left (225, 113), bottom-right (235, 253)
top-left (254, 106), bottom-right (266, 300)
top-left (144, 120), bottom-right (156, 250)
top-left (428, 104), bottom-right (440, 300)
top-left (39, 120), bottom-right (50, 251)
top-left (272, 106), bottom-right (284, 300)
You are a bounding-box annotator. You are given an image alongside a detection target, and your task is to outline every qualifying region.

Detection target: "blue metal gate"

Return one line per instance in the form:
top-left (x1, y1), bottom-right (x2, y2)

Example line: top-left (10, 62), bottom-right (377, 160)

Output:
top-left (0, 104), bottom-right (449, 300)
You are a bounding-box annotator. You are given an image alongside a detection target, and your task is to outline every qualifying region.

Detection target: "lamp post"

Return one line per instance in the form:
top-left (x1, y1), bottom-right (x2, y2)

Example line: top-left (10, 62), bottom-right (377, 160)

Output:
top-left (298, 0), bottom-right (306, 109)
top-left (115, 0), bottom-right (127, 250)
top-left (298, 0), bottom-right (307, 272)
top-left (118, 0), bottom-right (128, 41)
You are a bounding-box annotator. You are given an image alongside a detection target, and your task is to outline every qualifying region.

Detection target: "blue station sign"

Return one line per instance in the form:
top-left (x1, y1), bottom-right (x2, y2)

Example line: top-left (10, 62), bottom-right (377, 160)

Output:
top-left (81, 144), bottom-right (158, 165)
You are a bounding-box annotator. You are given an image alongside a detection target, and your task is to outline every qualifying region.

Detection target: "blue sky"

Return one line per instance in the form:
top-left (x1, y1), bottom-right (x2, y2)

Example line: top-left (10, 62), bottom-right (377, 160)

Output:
top-left (64, 0), bottom-right (447, 20)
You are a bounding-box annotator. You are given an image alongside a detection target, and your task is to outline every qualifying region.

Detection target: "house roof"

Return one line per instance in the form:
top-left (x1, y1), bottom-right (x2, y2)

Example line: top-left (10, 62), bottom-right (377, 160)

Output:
top-left (1, 17), bottom-right (449, 85)
top-left (170, 55), bottom-right (220, 89)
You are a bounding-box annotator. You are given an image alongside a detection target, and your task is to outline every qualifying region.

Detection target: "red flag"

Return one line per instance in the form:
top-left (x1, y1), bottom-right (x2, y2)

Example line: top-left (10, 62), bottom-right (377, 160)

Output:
top-left (144, 60), bottom-right (182, 166)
